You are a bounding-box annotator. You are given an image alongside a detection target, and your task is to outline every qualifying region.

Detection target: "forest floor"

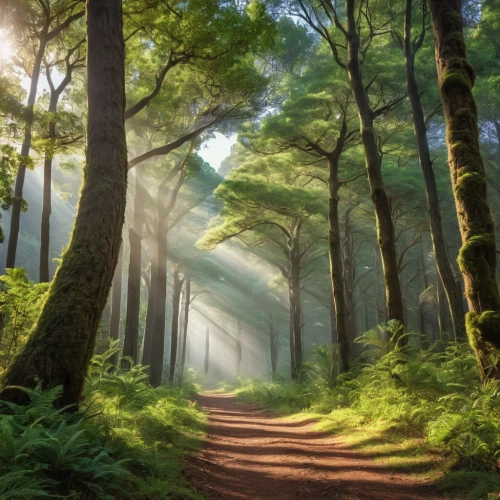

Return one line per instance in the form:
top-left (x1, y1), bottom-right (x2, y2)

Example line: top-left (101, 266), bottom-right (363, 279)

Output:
top-left (186, 393), bottom-right (442, 500)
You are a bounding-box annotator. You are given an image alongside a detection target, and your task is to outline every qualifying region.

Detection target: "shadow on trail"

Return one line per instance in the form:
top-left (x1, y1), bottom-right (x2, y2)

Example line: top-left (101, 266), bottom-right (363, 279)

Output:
top-left (186, 394), bottom-right (440, 500)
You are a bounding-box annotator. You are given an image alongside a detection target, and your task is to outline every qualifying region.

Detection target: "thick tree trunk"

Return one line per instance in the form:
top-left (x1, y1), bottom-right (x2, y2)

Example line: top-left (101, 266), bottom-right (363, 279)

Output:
top-left (345, 2), bottom-right (404, 337)
top-left (179, 277), bottom-right (190, 385)
top-left (123, 168), bottom-right (146, 364)
top-left (328, 159), bottom-right (350, 372)
top-left (404, 0), bottom-right (466, 341)
top-left (0, 0), bottom-right (127, 407)
top-left (110, 243), bottom-right (123, 365)
top-left (431, 0), bottom-right (500, 379)
top-left (168, 265), bottom-right (183, 384)
top-left (204, 326), bottom-right (209, 376)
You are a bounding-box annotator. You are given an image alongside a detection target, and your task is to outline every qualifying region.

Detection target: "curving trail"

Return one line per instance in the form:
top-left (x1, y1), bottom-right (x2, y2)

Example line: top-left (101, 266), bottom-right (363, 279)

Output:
top-left (186, 394), bottom-right (440, 500)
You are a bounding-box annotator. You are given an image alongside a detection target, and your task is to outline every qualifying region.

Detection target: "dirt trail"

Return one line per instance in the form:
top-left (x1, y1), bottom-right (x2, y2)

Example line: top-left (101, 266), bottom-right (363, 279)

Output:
top-left (186, 394), bottom-right (441, 500)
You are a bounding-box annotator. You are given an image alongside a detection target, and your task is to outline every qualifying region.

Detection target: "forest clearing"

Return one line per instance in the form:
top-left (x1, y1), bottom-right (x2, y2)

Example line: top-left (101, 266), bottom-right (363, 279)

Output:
top-left (0, 0), bottom-right (499, 498)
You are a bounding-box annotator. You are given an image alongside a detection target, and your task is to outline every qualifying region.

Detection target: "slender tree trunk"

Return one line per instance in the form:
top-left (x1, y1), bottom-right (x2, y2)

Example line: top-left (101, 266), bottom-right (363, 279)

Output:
top-left (403, 0), bottom-right (466, 341)
top-left (110, 243), bottom-right (123, 365)
top-left (204, 326), bottom-right (209, 376)
top-left (6, 32), bottom-right (48, 270)
top-left (142, 240), bottom-right (158, 366)
top-left (418, 244), bottom-right (429, 349)
top-left (0, 0), bottom-right (127, 407)
top-left (169, 265), bottom-right (183, 384)
top-left (343, 209), bottom-right (357, 344)
top-left (123, 168), bottom-right (146, 364)
top-left (236, 317), bottom-right (242, 376)
top-left (329, 290), bottom-right (337, 343)
top-left (40, 88), bottom-right (64, 282)
top-left (150, 188), bottom-right (169, 386)
top-left (179, 277), bottom-right (190, 385)
top-left (345, 2), bottom-right (405, 337)
top-left (431, 0), bottom-right (500, 379)
top-left (269, 313), bottom-right (278, 380)
top-left (289, 226), bottom-right (302, 379)
top-left (374, 249), bottom-right (384, 324)
top-left (328, 159), bottom-right (350, 372)
top-left (436, 269), bottom-right (449, 341)
top-left (289, 297), bottom-right (295, 379)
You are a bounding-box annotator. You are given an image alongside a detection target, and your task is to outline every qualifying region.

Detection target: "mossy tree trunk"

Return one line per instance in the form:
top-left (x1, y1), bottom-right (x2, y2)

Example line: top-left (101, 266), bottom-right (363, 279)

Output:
top-left (344, 0), bottom-right (405, 338)
top-left (123, 168), bottom-right (146, 365)
top-left (431, 0), bottom-right (500, 379)
top-left (0, 0), bottom-right (127, 407)
top-left (403, 0), bottom-right (466, 341)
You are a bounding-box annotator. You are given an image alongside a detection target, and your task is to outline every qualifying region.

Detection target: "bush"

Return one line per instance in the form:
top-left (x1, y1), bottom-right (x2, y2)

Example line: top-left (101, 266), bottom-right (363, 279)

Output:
top-left (0, 344), bottom-right (207, 499)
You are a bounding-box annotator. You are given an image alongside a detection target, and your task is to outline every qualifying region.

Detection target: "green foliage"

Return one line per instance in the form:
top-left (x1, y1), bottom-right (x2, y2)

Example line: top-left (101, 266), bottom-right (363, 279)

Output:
top-left (0, 269), bottom-right (48, 373)
top-left (234, 338), bottom-right (500, 482)
top-left (0, 345), bottom-right (207, 499)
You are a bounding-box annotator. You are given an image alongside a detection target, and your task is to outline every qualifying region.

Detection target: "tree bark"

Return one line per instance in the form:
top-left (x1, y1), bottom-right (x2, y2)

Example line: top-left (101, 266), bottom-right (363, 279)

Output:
top-left (418, 242), bottom-right (429, 349)
top-left (345, 1), bottom-right (405, 337)
top-left (6, 31), bottom-right (48, 270)
top-left (431, 0), bottom-right (500, 379)
top-left (0, 0), bottom-right (127, 407)
top-left (269, 313), bottom-right (278, 380)
top-left (288, 223), bottom-right (302, 379)
top-left (204, 326), bottom-right (209, 376)
top-left (403, 0), bottom-right (466, 341)
top-left (123, 168), bottom-right (146, 364)
top-left (110, 243), bottom-right (123, 365)
top-left (142, 235), bottom-right (158, 367)
top-left (179, 276), bottom-right (190, 385)
top-left (150, 186), bottom-right (169, 386)
top-left (236, 317), bottom-right (242, 376)
top-left (168, 264), bottom-right (183, 384)
top-left (328, 158), bottom-right (350, 372)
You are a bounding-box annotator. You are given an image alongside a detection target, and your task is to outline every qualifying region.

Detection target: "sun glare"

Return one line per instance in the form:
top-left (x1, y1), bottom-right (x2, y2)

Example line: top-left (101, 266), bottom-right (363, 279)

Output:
top-left (0, 29), bottom-right (14, 62)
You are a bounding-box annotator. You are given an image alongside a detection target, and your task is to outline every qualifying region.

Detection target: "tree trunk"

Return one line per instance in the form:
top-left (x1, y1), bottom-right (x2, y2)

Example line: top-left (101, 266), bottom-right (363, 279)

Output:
top-left (40, 87), bottom-right (64, 282)
top-left (168, 264), bottom-right (183, 384)
top-left (236, 317), bottom-right (242, 376)
top-left (289, 225), bottom-right (302, 379)
top-left (418, 243), bottom-right (429, 349)
top-left (6, 32), bottom-right (48, 270)
top-left (142, 240), bottom-right (158, 367)
top-left (431, 0), bottom-right (500, 379)
top-left (110, 243), bottom-right (123, 365)
top-left (150, 187), bottom-right (169, 386)
top-left (0, 0), bottom-right (127, 407)
top-left (404, 0), bottom-right (466, 341)
top-left (204, 326), bottom-right (209, 376)
top-left (269, 313), bottom-right (278, 380)
top-left (123, 168), bottom-right (146, 364)
top-left (345, 2), bottom-right (405, 337)
top-left (179, 277), bottom-right (190, 385)
top-left (328, 158), bottom-right (350, 372)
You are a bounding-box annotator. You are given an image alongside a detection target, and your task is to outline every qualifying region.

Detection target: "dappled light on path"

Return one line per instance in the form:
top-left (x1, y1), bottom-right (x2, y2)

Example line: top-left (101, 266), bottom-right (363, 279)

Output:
top-left (187, 394), bottom-right (440, 500)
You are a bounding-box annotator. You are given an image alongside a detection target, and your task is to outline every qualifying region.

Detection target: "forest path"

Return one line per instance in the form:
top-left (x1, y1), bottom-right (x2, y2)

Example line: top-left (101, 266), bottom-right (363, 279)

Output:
top-left (186, 394), bottom-right (440, 500)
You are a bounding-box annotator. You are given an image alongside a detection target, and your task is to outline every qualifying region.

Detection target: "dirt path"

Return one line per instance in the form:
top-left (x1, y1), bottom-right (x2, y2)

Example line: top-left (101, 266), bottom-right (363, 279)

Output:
top-left (186, 394), bottom-right (441, 500)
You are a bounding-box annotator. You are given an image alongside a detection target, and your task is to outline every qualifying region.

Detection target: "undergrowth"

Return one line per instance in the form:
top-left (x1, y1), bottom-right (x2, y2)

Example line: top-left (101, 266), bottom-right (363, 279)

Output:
top-left (0, 343), bottom-right (206, 499)
top-left (230, 328), bottom-right (500, 499)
